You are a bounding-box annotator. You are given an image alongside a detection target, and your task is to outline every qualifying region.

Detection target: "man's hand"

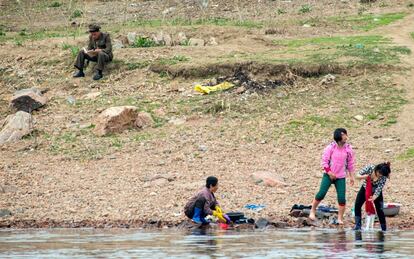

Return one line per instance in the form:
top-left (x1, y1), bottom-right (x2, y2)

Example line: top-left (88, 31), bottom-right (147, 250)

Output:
top-left (95, 48), bottom-right (102, 52)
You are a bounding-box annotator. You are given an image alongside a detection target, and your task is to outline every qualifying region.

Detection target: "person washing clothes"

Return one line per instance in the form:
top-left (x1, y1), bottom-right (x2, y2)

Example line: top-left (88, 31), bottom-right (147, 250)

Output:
top-left (184, 176), bottom-right (230, 225)
top-left (353, 162), bottom-right (391, 231)
top-left (309, 128), bottom-right (356, 224)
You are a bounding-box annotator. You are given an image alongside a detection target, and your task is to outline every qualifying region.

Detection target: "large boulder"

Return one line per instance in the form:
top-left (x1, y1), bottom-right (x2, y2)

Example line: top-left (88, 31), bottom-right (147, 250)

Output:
top-left (0, 111), bottom-right (33, 144)
top-left (152, 31), bottom-right (173, 46)
top-left (10, 88), bottom-right (47, 113)
top-left (93, 106), bottom-right (138, 136)
top-left (127, 32), bottom-right (137, 45)
top-left (251, 171), bottom-right (288, 187)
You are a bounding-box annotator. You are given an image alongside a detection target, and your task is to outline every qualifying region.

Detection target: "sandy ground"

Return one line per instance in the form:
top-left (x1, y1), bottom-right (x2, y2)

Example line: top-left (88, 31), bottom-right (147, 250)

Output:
top-left (1, 0), bottom-right (414, 230)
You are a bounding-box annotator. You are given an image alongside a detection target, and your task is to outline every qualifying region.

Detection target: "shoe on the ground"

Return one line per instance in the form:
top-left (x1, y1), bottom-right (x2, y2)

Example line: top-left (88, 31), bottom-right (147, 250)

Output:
top-left (73, 70), bottom-right (85, 78)
top-left (93, 72), bottom-right (103, 80)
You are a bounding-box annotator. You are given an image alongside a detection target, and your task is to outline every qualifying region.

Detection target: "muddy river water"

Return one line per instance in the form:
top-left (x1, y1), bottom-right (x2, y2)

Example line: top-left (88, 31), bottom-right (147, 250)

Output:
top-left (1, 228), bottom-right (414, 258)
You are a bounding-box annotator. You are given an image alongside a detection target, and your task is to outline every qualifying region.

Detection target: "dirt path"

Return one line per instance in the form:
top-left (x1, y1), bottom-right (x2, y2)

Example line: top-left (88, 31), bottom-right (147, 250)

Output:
top-left (377, 13), bottom-right (414, 143)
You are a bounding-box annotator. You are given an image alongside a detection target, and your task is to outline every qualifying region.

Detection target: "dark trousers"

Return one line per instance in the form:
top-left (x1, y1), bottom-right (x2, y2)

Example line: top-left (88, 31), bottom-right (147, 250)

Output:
top-left (74, 51), bottom-right (111, 72)
top-left (354, 186), bottom-right (386, 227)
top-left (185, 197), bottom-right (206, 219)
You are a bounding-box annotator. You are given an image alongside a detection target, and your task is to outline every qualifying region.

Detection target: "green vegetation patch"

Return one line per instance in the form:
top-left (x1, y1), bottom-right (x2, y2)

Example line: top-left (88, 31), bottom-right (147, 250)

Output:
top-left (398, 148), bottom-right (414, 160)
top-left (329, 12), bottom-right (406, 31)
top-left (273, 35), bottom-right (410, 65)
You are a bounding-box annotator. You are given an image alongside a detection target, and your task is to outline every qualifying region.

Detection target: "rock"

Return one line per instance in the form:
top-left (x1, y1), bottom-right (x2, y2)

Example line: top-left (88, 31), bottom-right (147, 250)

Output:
top-left (235, 86), bottom-right (246, 94)
top-left (385, 149), bottom-right (392, 153)
top-left (251, 171), bottom-right (288, 187)
top-left (10, 88), bottom-right (47, 113)
top-left (255, 218), bottom-right (269, 229)
top-left (177, 32), bottom-right (188, 45)
top-left (207, 37), bottom-right (218, 46)
top-left (320, 74), bottom-right (336, 85)
top-left (271, 221), bottom-right (289, 228)
top-left (134, 112), bottom-right (154, 129)
top-left (302, 24), bottom-right (312, 28)
top-left (198, 145), bottom-right (208, 152)
top-left (117, 35), bottom-right (129, 45)
top-left (81, 92), bottom-right (101, 100)
top-left (93, 106), bottom-right (138, 136)
top-left (0, 209), bottom-right (12, 217)
top-left (0, 185), bottom-right (17, 193)
top-left (168, 117), bottom-right (186, 125)
top-left (296, 217), bottom-right (316, 227)
top-left (354, 115), bottom-right (364, 121)
top-left (152, 31), bottom-right (172, 46)
top-left (66, 96), bottom-right (76, 105)
top-left (189, 38), bottom-right (205, 47)
top-left (113, 39), bottom-right (124, 49)
top-left (127, 32), bottom-right (137, 45)
top-left (0, 111), bottom-right (33, 145)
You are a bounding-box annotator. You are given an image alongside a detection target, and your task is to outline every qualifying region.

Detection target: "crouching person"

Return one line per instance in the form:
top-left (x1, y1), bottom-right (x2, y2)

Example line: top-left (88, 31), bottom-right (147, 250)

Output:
top-left (184, 176), bottom-right (229, 224)
top-left (354, 162), bottom-right (391, 231)
top-left (73, 24), bottom-right (113, 80)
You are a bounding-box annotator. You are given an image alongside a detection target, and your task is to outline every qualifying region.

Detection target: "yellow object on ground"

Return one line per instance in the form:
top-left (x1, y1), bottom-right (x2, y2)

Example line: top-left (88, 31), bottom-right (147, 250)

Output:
top-left (194, 82), bottom-right (235, 94)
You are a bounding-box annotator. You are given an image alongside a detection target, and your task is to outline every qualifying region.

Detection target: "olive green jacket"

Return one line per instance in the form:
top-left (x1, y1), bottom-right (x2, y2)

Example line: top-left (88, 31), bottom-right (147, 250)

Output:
top-left (87, 32), bottom-right (113, 59)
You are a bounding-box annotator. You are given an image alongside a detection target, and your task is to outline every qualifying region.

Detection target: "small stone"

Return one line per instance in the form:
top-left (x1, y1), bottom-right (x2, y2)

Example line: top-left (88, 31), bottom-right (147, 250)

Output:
top-left (177, 32), bottom-right (188, 45)
top-left (150, 192), bottom-right (157, 196)
top-left (198, 145), bottom-right (208, 152)
top-left (320, 74), bottom-right (336, 85)
top-left (134, 112), bottom-right (154, 129)
top-left (79, 123), bottom-right (92, 129)
top-left (302, 24), bottom-right (311, 28)
top-left (385, 149), bottom-right (392, 153)
top-left (354, 115), bottom-right (364, 121)
top-left (168, 117), bottom-right (186, 125)
top-left (207, 37), bottom-right (218, 46)
top-left (235, 86), bottom-right (246, 94)
top-left (251, 171), bottom-right (288, 187)
top-left (188, 38), bottom-right (205, 47)
top-left (66, 96), bottom-right (76, 105)
top-left (82, 92), bottom-right (101, 100)
top-left (127, 32), bottom-right (137, 45)
top-left (255, 218), bottom-right (269, 229)
top-left (0, 209), bottom-right (12, 217)
top-left (113, 39), bottom-right (124, 50)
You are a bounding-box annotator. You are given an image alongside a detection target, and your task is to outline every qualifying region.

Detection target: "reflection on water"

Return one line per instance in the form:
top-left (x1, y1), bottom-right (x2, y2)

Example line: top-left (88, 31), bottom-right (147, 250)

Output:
top-left (0, 228), bottom-right (414, 258)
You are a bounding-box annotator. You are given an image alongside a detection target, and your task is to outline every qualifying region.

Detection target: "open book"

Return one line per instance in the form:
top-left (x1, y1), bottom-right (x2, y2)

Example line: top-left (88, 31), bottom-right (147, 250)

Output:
top-left (83, 47), bottom-right (98, 57)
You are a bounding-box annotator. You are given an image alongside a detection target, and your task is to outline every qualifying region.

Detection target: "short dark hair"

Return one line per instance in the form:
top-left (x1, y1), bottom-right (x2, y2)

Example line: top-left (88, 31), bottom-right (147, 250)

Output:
top-left (206, 176), bottom-right (218, 188)
top-left (375, 162), bottom-right (391, 178)
top-left (333, 128), bottom-right (347, 143)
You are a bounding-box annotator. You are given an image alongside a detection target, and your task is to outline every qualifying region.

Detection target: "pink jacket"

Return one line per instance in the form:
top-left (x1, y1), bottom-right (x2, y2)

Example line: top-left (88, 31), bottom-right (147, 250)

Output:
top-left (321, 142), bottom-right (355, 179)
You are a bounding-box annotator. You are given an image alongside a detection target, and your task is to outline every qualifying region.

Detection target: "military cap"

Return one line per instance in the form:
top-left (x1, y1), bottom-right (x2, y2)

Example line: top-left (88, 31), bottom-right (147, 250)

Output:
top-left (88, 24), bottom-right (101, 32)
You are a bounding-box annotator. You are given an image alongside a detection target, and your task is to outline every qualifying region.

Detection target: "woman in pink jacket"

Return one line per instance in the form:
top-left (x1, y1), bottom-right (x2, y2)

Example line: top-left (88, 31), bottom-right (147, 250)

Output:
top-left (309, 128), bottom-right (355, 224)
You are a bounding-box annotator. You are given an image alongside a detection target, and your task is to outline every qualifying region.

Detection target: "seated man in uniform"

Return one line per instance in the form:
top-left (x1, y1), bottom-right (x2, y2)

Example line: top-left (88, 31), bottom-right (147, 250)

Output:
top-left (184, 176), bottom-right (230, 224)
top-left (73, 24), bottom-right (113, 80)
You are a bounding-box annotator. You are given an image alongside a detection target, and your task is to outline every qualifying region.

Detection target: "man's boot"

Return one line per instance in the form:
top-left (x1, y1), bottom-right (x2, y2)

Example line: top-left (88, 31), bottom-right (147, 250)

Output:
top-left (73, 70), bottom-right (85, 78)
top-left (192, 207), bottom-right (207, 224)
top-left (353, 216), bottom-right (362, 230)
top-left (93, 70), bottom-right (103, 80)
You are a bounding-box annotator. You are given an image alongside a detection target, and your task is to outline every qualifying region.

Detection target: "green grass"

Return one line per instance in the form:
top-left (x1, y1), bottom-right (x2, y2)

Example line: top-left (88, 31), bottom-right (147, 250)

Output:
top-left (411, 32), bottom-right (414, 40)
top-left (62, 43), bottom-right (80, 58)
top-left (125, 17), bottom-right (263, 29)
top-left (49, 1), bottom-right (62, 8)
top-left (329, 12), bottom-right (406, 31)
top-left (398, 148), bottom-right (414, 160)
top-left (156, 55), bottom-right (190, 65)
top-left (298, 5), bottom-right (312, 14)
top-left (272, 35), bottom-right (410, 65)
top-left (71, 9), bottom-right (83, 18)
top-left (131, 36), bottom-right (158, 48)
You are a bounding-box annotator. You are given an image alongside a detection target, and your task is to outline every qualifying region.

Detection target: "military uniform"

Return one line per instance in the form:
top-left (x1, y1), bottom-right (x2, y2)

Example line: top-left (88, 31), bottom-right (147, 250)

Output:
top-left (74, 32), bottom-right (113, 72)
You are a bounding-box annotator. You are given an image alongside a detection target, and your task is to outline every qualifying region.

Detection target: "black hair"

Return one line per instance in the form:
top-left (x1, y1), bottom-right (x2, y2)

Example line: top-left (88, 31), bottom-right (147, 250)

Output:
top-left (375, 162), bottom-right (391, 178)
top-left (206, 176), bottom-right (218, 188)
top-left (333, 128), bottom-right (348, 143)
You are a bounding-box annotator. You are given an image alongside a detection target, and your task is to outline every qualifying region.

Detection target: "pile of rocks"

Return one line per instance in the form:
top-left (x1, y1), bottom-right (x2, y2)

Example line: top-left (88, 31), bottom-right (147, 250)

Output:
top-left (114, 31), bottom-right (218, 49)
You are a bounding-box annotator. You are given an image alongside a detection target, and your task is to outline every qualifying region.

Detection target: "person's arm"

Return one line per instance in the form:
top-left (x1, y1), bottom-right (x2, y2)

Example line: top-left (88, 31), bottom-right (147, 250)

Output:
top-left (371, 177), bottom-right (387, 201)
top-left (355, 165), bottom-right (374, 180)
top-left (102, 34), bottom-right (112, 55)
top-left (346, 145), bottom-right (355, 175)
top-left (87, 36), bottom-right (94, 50)
top-left (321, 144), bottom-right (336, 180)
